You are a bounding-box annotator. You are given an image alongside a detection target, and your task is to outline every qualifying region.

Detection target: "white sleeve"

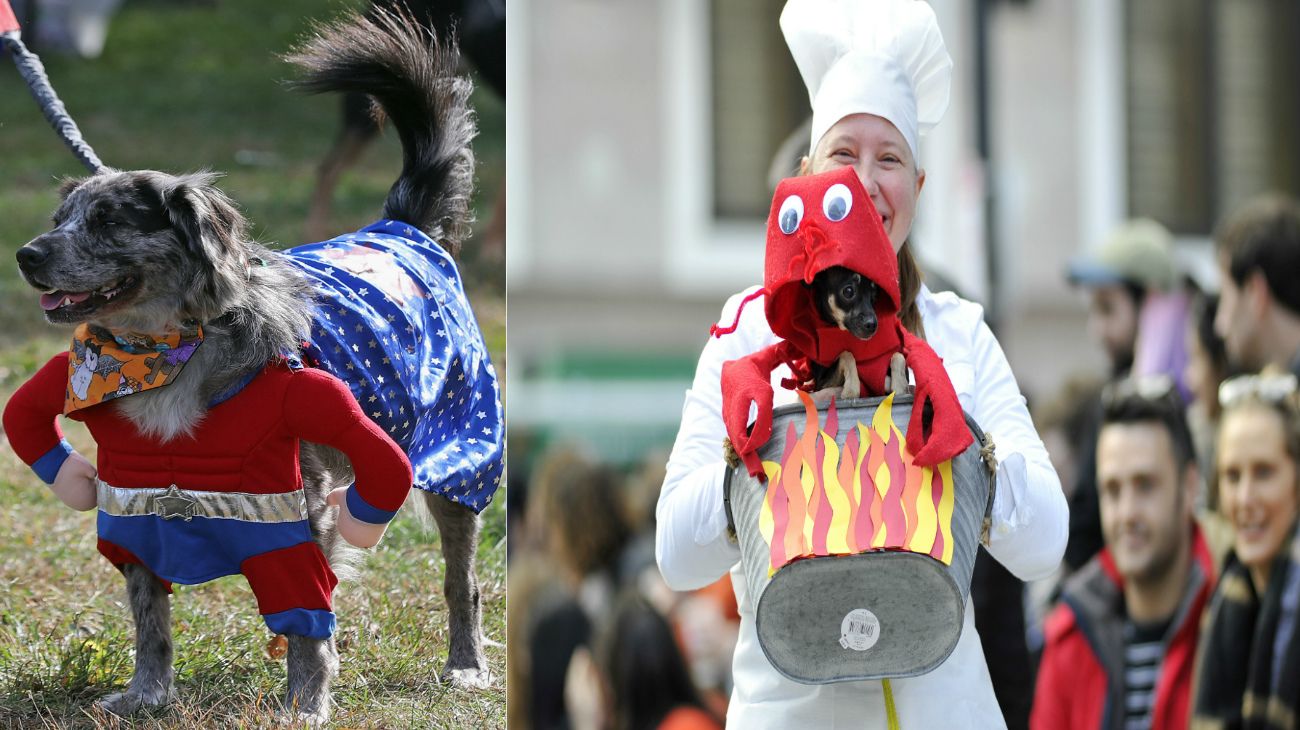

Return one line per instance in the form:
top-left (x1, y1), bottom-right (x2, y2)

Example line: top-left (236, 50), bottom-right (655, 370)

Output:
top-left (655, 294), bottom-right (757, 591)
top-left (968, 318), bottom-right (1070, 582)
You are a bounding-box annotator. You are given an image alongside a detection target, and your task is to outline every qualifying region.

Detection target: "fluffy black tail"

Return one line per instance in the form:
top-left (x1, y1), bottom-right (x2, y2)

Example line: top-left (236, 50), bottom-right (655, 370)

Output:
top-left (287, 9), bottom-right (476, 256)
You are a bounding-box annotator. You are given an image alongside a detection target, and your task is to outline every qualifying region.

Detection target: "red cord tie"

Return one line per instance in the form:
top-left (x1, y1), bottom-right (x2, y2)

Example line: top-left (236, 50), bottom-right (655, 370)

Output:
top-left (786, 224), bottom-right (841, 285)
top-left (710, 288), bottom-right (768, 338)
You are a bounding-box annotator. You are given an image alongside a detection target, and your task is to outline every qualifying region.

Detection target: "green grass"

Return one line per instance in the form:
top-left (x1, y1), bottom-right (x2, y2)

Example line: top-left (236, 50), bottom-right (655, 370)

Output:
top-left (0, 0), bottom-right (506, 344)
top-left (0, 0), bottom-right (506, 726)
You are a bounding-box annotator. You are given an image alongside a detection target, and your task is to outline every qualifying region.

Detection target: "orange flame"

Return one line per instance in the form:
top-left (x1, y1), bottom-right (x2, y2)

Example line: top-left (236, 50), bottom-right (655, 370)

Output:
top-left (758, 392), bottom-right (957, 575)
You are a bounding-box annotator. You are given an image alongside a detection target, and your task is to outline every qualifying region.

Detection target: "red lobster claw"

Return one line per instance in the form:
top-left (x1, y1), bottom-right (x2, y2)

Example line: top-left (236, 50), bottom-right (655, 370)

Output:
top-left (906, 380), bottom-right (971, 466)
top-left (901, 334), bottom-right (974, 466)
top-left (721, 355), bottom-right (775, 481)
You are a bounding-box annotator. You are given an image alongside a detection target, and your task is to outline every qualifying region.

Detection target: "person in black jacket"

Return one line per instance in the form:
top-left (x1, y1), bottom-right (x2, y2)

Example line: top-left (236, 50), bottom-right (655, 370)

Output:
top-left (1064, 219), bottom-right (1182, 571)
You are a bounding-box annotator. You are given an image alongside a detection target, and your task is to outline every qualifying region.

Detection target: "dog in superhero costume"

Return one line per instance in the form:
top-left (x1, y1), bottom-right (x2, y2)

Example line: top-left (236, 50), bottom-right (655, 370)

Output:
top-left (2, 11), bottom-right (501, 721)
top-left (713, 166), bottom-right (972, 479)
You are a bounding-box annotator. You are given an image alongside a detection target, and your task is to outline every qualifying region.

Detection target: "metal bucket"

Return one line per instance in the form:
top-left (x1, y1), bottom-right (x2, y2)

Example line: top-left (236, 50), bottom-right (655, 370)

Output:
top-left (724, 391), bottom-right (996, 684)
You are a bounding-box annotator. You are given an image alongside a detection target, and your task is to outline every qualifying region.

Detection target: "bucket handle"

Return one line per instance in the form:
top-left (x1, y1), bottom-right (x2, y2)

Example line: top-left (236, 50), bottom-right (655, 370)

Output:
top-left (723, 464), bottom-right (739, 544)
top-left (978, 430), bottom-right (997, 547)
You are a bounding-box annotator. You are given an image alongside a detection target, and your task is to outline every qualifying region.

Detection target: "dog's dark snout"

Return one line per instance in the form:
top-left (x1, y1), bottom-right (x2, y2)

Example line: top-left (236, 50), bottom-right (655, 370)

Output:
top-left (849, 312), bottom-right (878, 340)
top-left (16, 244), bottom-right (49, 271)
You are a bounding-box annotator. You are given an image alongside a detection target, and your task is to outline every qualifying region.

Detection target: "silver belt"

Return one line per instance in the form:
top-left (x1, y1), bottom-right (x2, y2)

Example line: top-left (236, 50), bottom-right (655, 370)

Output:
top-left (96, 480), bottom-right (308, 523)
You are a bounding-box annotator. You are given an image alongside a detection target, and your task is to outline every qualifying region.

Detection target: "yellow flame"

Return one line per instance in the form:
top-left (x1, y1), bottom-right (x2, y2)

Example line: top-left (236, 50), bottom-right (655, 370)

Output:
top-left (820, 434), bottom-right (852, 554)
top-left (908, 466), bottom-right (938, 554)
top-left (872, 392), bottom-right (898, 441)
top-left (759, 462), bottom-right (780, 547)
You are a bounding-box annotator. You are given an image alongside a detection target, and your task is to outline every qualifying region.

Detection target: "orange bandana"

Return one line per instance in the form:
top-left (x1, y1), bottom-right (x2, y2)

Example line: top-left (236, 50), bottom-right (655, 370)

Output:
top-left (64, 324), bottom-right (204, 414)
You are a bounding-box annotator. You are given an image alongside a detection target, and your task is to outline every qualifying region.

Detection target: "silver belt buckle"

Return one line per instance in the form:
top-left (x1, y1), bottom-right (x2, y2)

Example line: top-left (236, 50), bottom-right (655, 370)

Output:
top-left (153, 484), bottom-right (199, 521)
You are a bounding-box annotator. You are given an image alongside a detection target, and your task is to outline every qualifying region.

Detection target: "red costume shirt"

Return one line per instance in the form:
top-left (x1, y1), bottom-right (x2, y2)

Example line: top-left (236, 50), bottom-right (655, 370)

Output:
top-left (3, 352), bottom-right (413, 638)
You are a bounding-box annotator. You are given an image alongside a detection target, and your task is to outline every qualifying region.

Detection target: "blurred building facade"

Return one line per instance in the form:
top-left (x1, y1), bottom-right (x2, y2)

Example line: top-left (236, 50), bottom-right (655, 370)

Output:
top-left (507, 0), bottom-right (1300, 459)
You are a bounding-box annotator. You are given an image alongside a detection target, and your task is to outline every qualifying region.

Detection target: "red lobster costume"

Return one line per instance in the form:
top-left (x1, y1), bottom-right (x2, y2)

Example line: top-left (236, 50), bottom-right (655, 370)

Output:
top-left (715, 166), bottom-right (972, 478)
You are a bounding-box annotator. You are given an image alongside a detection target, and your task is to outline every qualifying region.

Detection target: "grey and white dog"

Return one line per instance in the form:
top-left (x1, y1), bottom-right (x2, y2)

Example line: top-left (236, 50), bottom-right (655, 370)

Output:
top-left (13, 11), bottom-right (491, 722)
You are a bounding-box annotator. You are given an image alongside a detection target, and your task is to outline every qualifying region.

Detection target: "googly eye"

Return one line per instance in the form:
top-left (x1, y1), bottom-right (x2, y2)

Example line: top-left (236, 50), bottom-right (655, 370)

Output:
top-left (823, 183), bottom-right (852, 222)
top-left (778, 195), bottom-right (804, 235)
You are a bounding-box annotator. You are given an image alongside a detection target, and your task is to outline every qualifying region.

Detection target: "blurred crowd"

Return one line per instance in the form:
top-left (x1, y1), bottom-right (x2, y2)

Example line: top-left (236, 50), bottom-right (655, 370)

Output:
top-left (510, 191), bottom-right (1300, 730)
top-left (508, 447), bottom-right (731, 730)
top-left (1026, 193), bottom-right (1300, 729)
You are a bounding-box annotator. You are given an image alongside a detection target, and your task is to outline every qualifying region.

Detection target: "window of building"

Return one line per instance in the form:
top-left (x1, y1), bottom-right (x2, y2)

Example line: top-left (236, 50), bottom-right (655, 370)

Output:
top-left (1126, 0), bottom-right (1300, 234)
top-left (710, 0), bottom-right (810, 221)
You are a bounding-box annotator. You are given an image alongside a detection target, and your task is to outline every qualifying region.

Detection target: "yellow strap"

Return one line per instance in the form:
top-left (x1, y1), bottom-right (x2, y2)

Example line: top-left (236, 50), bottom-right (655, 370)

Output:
top-left (882, 678), bottom-right (900, 730)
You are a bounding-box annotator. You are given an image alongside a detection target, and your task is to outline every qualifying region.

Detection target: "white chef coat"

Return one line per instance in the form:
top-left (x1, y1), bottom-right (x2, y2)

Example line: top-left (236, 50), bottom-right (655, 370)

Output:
top-left (656, 284), bottom-right (1068, 729)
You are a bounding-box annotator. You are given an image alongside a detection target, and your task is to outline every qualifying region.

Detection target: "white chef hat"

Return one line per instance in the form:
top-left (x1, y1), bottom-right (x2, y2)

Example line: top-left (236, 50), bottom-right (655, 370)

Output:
top-left (781, 0), bottom-right (953, 161)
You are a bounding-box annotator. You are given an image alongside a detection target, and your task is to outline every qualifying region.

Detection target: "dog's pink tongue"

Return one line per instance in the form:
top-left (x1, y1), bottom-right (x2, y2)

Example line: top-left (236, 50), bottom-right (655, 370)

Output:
top-left (40, 291), bottom-right (91, 310)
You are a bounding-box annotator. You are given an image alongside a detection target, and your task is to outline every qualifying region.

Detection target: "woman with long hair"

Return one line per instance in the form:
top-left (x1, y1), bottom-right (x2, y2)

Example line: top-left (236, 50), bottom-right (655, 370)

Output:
top-left (1192, 372), bottom-right (1300, 726)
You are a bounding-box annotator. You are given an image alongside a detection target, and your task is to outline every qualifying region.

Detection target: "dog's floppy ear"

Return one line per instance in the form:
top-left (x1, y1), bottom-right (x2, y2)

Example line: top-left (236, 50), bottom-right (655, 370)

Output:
top-left (161, 172), bottom-right (252, 318)
top-left (162, 172), bottom-right (245, 254)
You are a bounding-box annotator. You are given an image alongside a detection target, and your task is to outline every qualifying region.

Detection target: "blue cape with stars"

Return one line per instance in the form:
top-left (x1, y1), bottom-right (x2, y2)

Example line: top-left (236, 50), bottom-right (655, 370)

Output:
top-left (286, 220), bottom-right (503, 514)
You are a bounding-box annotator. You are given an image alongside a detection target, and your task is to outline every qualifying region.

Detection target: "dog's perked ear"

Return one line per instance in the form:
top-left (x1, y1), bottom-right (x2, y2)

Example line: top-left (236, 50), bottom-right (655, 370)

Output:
top-left (160, 172), bottom-right (253, 319)
top-left (58, 177), bottom-right (84, 200)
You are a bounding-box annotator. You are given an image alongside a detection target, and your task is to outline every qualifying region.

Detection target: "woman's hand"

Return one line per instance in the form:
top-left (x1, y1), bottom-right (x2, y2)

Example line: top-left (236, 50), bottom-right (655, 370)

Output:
top-left (50, 452), bottom-right (97, 511)
top-left (326, 487), bottom-right (390, 548)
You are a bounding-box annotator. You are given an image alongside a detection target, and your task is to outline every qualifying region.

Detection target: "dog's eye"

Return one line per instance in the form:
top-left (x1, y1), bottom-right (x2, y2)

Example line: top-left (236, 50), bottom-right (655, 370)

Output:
top-left (89, 208), bottom-right (117, 227)
top-left (778, 195), bottom-right (804, 235)
top-left (823, 184), bottom-right (852, 222)
top-left (842, 284), bottom-right (856, 300)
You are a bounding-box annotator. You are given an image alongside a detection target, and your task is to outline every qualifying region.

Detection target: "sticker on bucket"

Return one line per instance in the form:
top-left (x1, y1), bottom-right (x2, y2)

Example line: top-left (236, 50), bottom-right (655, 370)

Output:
top-left (839, 608), bottom-right (881, 651)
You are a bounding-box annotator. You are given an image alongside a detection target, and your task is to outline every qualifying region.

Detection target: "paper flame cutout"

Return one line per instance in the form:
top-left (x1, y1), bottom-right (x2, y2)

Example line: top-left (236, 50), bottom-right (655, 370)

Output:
top-left (758, 391), bottom-right (956, 576)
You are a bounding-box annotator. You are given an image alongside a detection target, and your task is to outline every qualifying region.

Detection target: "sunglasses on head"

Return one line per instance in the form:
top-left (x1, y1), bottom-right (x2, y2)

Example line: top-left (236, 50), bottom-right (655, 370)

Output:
top-left (1102, 374), bottom-right (1179, 408)
top-left (1218, 373), bottom-right (1299, 410)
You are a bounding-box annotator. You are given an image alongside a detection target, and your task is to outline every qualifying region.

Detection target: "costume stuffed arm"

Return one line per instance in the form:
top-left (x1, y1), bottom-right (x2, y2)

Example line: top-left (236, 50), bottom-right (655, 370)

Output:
top-left (3, 352), bottom-right (73, 482)
top-left (284, 367), bottom-right (413, 547)
top-left (3, 351), bottom-right (97, 510)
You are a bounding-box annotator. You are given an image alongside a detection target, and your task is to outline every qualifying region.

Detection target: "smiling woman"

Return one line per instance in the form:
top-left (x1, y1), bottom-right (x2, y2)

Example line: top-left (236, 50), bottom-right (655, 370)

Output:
top-left (1193, 372), bottom-right (1300, 726)
top-left (1218, 401), bottom-right (1299, 586)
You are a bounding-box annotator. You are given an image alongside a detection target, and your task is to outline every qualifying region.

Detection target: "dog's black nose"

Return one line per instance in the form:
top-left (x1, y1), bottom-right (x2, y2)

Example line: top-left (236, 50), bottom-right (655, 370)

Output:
top-left (16, 245), bottom-right (48, 270)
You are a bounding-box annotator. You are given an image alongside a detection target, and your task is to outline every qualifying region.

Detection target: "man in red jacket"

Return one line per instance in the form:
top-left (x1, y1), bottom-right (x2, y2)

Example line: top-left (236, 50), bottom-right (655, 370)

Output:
top-left (1032, 377), bottom-right (1214, 730)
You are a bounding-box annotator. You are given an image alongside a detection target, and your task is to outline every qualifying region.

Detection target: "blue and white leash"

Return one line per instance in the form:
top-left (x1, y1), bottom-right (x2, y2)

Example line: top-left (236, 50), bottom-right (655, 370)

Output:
top-left (1, 0), bottom-right (107, 173)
